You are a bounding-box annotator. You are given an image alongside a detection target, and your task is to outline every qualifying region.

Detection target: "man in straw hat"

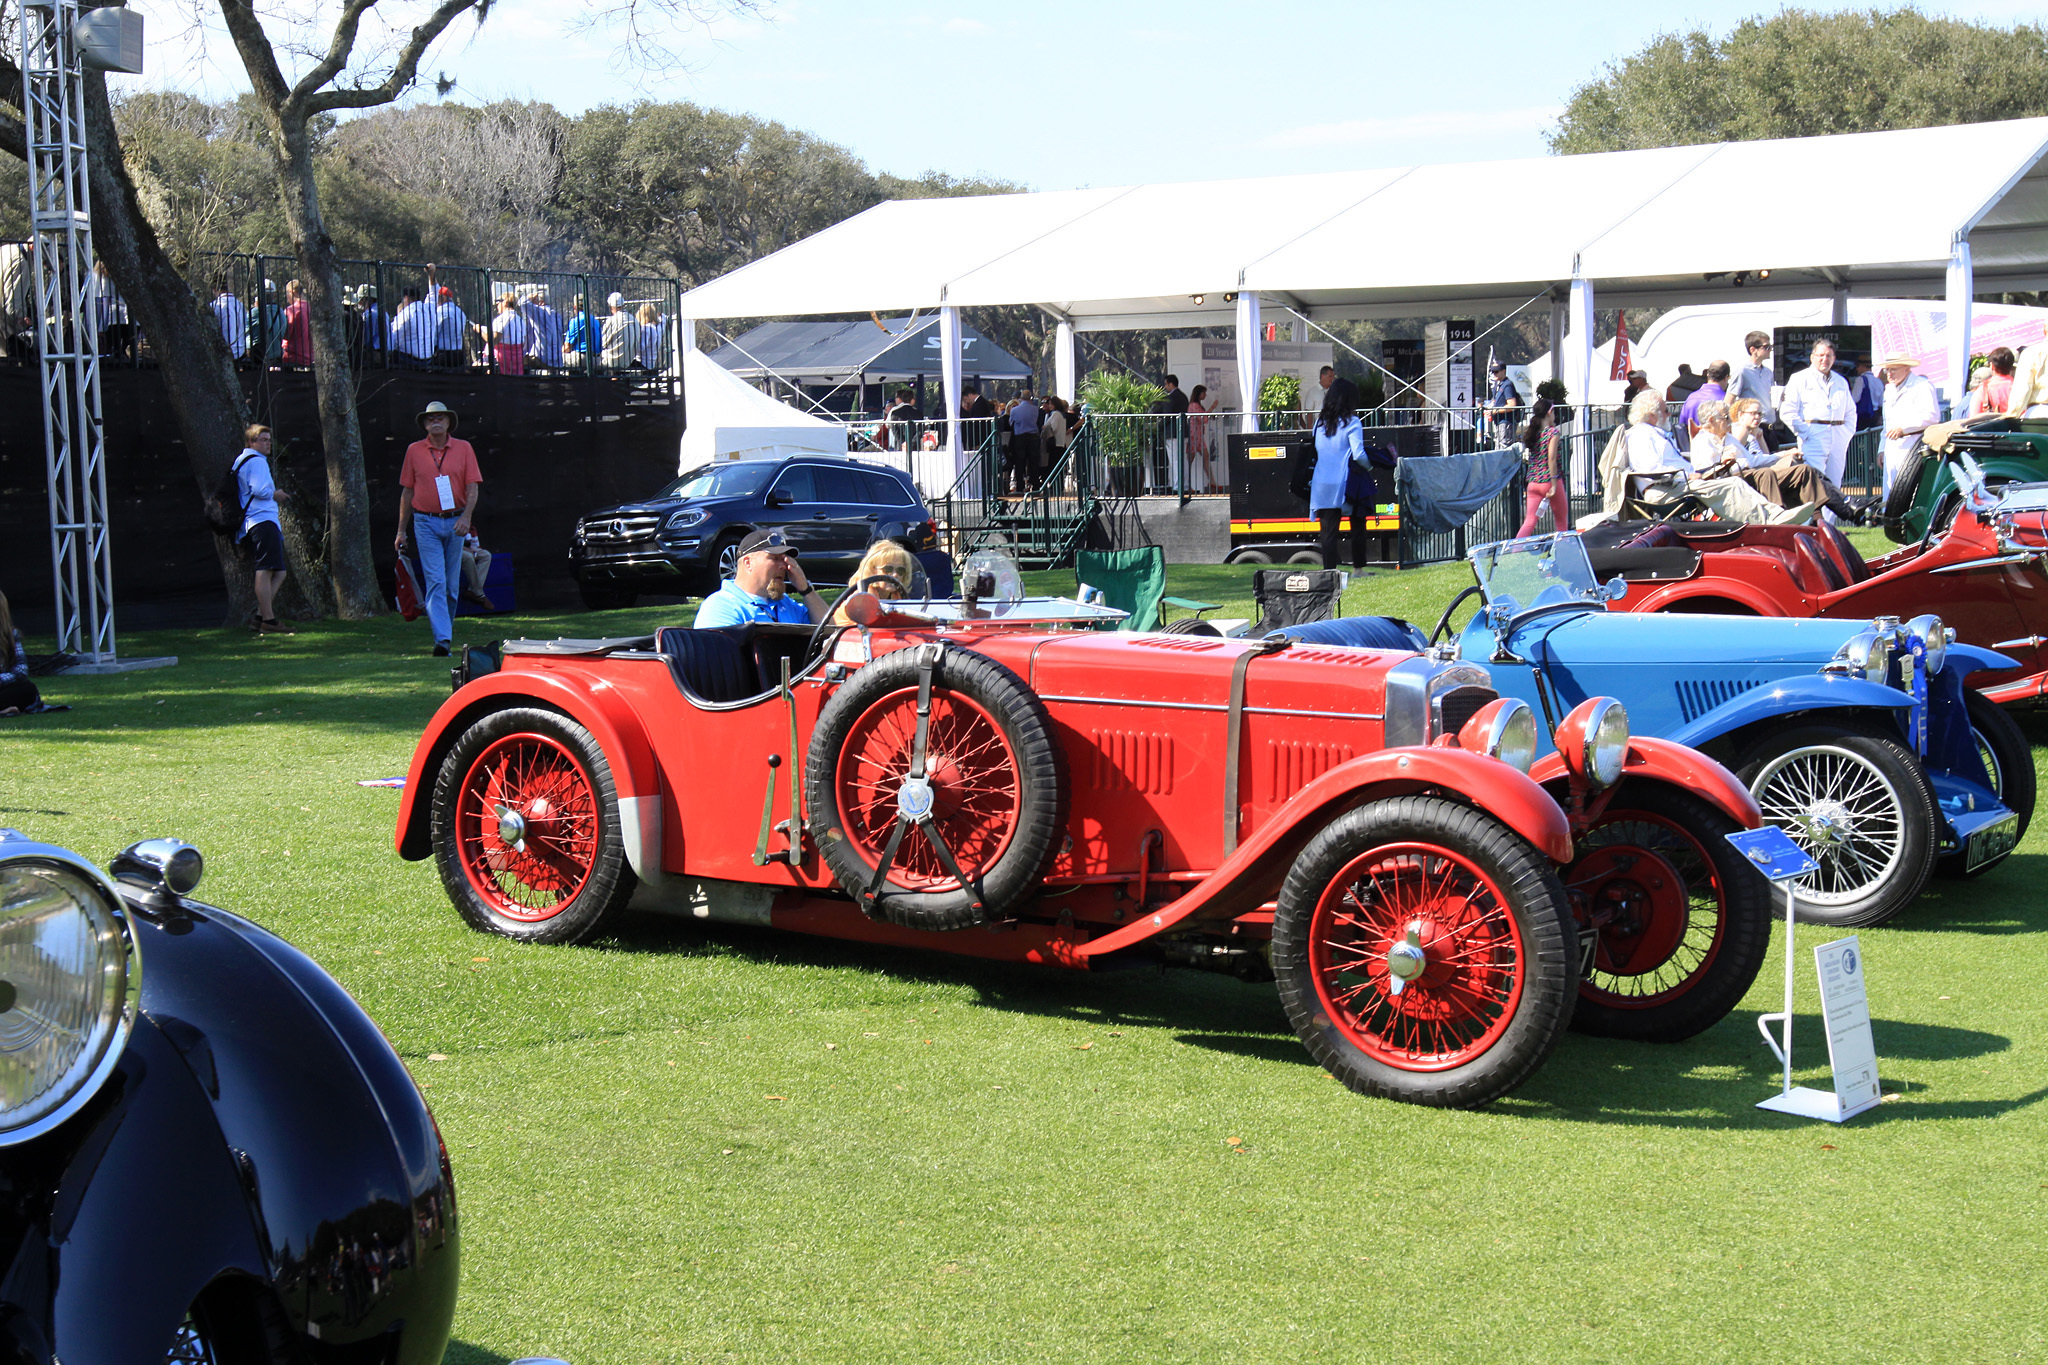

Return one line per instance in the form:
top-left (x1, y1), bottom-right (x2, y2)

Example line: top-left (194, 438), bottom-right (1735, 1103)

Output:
top-left (395, 400), bottom-right (482, 656)
top-left (1879, 351), bottom-right (1940, 499)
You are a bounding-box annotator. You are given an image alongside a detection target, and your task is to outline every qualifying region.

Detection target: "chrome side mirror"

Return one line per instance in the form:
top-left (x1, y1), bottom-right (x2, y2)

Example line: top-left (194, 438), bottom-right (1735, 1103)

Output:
top-left (109, 838), bottom-right (204, 897)
top-left (1485, 602), bottom-right (1513, 631)
top-left (1602, 575), bottom-right (1628, 602)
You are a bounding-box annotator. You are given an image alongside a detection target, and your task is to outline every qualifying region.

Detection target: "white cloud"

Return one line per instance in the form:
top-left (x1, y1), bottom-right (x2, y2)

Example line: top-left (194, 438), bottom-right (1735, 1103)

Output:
top-left (1257, 105), bottom-right (1564, 151)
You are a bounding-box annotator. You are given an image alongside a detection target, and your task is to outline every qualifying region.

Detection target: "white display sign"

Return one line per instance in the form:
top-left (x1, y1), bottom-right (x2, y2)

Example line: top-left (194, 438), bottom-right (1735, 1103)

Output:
top-left (1814, 937), bottom-right (1883, 1119)
top-left (1167, 338), bottom-right (1333, 415)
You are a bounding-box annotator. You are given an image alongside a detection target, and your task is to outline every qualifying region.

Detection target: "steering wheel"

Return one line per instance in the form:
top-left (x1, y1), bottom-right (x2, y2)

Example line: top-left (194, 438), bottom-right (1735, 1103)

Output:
top-left (1429, 583), bottom-right (1482, 645)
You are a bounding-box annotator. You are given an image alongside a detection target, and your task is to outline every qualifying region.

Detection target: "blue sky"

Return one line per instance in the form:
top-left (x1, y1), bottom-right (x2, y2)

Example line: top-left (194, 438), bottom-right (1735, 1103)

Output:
top-left (137, 0), bottom-right (2048, 188)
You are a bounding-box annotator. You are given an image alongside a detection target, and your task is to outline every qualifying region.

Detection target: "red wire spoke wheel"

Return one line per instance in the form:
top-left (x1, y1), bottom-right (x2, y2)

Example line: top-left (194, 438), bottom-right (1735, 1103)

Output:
top-left (1308, 843), bottom-right (1524, 1071)
top-left (1273, 796), bottom-right (1574, 1108)
top-left (1562, 783), bottom-right (1769, 1043)
top-left (809, 647), bottom-right (1067, 932)
top-left (456, 731), bottom-right (600, 919)
top-left (431, 708), bottom-right (637, 943)
top-left (833, 687), bottom-right (1022, 892)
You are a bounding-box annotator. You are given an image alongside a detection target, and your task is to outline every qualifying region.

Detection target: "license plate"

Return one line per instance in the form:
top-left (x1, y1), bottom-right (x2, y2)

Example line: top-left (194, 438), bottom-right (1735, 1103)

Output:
top-left (1965, 812), bottom-right (2020, 872)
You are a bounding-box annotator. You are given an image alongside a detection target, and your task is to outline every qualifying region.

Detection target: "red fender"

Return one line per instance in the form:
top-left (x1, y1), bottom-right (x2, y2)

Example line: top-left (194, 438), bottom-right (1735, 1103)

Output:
top-left (394, 669), bottom-right (660, 862)
top-left (1531, 736), bottom-right (1761, 829)
top-left (1629, 579), bottom-right (1791, 617)
top-left (1074, 747), bottom-right (1572, 958)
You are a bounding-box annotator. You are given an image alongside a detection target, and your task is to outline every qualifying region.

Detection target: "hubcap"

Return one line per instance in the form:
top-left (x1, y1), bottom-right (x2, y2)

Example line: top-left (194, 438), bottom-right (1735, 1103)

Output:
top-left (896, 775), bottom-right (935, 822)
top-left (1385, 919), bottom-right (1427, 996)
top-left (1794, 799), bottom-right (1853, 849)
top-left (494, 803), bottom-right (528, 851)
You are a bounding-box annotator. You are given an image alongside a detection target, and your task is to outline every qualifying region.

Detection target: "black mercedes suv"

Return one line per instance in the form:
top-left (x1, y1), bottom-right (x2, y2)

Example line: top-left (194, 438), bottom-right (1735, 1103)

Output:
top-left (570, 456), bottom-right (941, 609)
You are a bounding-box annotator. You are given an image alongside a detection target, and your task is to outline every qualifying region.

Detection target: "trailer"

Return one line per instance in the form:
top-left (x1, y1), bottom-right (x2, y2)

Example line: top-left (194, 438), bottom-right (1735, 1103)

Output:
top-left (1221, 424), bottom-right (1438, 564)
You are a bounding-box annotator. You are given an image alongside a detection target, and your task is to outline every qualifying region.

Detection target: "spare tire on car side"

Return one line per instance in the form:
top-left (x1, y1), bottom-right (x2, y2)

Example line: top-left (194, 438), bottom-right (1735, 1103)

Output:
top-left (806, 645), bottom-right (1068, 931)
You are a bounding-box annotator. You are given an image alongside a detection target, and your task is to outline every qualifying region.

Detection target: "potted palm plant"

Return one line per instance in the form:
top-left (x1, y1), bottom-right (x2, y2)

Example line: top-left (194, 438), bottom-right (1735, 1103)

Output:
top-left (1079, 369), bottom-right (1164, 496)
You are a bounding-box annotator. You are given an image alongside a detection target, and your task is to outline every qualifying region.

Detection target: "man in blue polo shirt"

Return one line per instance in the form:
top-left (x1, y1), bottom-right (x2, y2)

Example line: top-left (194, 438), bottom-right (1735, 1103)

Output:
top-left (695, 527), bottom-right (828, 627)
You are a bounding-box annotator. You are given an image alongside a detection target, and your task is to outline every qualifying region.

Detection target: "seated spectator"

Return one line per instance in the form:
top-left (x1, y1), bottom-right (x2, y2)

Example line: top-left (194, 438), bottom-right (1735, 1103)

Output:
top-left (636, 303), bottom-right (666, 370)
top-left (481, 294), bottom-right (528, 375)
top-left (600, 292), bottom-right (642, 371)
top-left (1972, 347), bottom-right (2017, 416)
top-left (563, 296), bottom-right (600, 371)
top-left (281, 279), bottom-right (313, 366)
top-left (0, 589), bottom-right (41, 716)
top-left (523, 290), bottom-right (564, 369)
top-left (460, 529), bottom-right (495, 610)
top-left (1623, 390), bottom-right (1689, 498)
top-left (391, 287), bottom-right (433, 369)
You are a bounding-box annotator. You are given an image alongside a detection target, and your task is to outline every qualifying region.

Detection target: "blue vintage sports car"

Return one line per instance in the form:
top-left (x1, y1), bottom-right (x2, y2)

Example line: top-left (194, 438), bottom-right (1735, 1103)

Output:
top-left (1442, 533), bottom-right (2029, 928)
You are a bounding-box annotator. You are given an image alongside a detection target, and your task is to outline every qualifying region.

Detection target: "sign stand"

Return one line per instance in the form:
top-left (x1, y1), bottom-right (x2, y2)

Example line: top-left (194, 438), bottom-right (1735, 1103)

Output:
top-left (1724, 827), bottom-right (1884, 1123)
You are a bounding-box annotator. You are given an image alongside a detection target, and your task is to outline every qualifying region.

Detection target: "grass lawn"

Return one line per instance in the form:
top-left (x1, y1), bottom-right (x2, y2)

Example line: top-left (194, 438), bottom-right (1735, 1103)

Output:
top-left (6, 548), bottom-right (2045, 1364)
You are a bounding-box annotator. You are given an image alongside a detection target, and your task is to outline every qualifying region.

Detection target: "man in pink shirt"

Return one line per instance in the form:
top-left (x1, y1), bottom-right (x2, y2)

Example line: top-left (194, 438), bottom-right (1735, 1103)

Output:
top-left (396, 400), bottom-right (482, 656)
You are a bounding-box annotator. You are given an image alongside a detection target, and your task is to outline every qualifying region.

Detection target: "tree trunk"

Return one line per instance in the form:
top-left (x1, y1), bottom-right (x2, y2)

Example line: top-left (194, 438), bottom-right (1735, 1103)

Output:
top-left (77, 72), bottom-right (328, 625)
top-left (265, 119), bottom-right (381, 620)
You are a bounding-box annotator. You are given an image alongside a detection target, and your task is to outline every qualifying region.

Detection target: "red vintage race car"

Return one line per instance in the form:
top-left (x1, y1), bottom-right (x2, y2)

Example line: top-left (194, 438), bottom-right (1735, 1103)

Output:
top-left (395, 583), bottom-right (1767, 1109)
top-left (1590, 466), bottom-right (2048, 704)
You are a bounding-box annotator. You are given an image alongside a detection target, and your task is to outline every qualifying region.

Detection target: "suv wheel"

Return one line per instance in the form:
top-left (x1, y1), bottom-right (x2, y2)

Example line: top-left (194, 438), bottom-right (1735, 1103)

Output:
top-left (713, 531), bottom-right (748, 582)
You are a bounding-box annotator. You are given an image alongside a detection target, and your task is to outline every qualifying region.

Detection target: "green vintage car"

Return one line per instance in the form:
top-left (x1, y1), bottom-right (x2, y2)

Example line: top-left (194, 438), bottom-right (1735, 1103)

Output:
top-left (1882, 418), bottom-right (2048, 542)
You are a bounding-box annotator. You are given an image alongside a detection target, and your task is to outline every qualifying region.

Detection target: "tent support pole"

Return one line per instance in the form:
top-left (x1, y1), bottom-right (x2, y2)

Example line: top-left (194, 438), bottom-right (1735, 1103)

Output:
top-left (1831, 283), bottom-right (1851, 327)
top-left (1055, 319), bottom-right (1075, 404)
top-left (1235, 293), bottom-right (1263, 434)
top-left (1566, 273), bottom-right (1594, 412)
top-left (1947, 239), bottom-right (1974, 411)
top-left (941, 304), bottom-right (964, 488)
top-left (1548, 290), bottom-right (1567, 380)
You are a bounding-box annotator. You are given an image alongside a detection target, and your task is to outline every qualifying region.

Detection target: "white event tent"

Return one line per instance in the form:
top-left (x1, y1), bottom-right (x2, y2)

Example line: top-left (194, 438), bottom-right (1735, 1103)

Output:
top-left (678, 345), bottom-right (848, 471)
top-left (678, 118), bottom-right (2048, 486)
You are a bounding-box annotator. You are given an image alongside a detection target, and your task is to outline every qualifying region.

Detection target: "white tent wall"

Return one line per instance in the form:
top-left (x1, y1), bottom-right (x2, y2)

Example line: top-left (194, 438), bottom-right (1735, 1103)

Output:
top-left (678, 347), bottom-right (848, 472)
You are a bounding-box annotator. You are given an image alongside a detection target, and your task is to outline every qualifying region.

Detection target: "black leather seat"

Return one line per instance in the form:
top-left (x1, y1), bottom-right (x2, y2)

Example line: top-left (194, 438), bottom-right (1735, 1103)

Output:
top-left (656, 626), bottom-right (759, 704)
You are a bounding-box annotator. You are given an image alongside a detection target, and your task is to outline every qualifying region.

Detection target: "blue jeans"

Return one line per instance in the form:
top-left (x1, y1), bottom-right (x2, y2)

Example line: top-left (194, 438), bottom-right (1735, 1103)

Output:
top-left (413, 513), bottom-right (463, 645)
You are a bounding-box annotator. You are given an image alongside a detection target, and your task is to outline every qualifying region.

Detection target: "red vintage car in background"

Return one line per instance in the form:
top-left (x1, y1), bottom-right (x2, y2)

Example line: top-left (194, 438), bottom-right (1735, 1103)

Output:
top-left (395, 572), bottom-right (1766, 1109)
top-left (1590, 460), bottom-right (2048, 705)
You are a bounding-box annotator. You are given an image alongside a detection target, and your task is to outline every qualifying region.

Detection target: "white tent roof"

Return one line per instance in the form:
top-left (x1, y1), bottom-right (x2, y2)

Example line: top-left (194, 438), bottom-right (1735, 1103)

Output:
top-left (678, 346), bottom-right (847, 470)
top-left (678, 118), bottom-right (2048, 328)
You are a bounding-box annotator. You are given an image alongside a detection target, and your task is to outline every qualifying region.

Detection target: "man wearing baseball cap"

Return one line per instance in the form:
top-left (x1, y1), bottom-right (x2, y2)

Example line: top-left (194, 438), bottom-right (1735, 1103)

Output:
top-left (1879, 351), bottom-right (1940, 499)
top-left (396, 400), bottom-right (482, 656)
top-left (1484, 360), bottom-right (1522, 450)
top-left (695, 527), bottom-right (826, 628)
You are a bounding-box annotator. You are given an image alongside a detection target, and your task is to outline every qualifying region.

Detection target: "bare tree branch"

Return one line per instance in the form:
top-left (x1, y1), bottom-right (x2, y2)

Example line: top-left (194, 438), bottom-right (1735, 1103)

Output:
top-left (286, 0), bottom-right (384, 112)
top-left (298, 0), bottom-right (483, 118)
top-left (215, 0), bottom-right (295, 112)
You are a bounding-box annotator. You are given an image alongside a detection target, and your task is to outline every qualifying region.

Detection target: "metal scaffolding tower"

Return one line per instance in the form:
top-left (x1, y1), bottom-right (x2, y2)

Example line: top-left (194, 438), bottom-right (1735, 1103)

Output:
top-left (21, 1), bottom-right (156, 671)
top-left (23, 0), bottom-right (110, 661)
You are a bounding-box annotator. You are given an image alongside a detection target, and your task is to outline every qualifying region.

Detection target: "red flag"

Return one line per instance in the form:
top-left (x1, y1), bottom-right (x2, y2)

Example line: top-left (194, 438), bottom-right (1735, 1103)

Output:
top-left (1263, 322), bottom-right (1277, 342)
top-left (1608, 311), bottom-right (1633, 381)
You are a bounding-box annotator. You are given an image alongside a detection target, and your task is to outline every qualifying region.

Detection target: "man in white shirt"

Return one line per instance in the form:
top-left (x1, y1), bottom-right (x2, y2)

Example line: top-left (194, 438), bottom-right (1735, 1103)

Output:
top-left (1780, 340), bottom-right (1855, 522)
top-left (1726, 330), bottom-right (1778, 427)
top-left (1879, 352), bottom-right (1941, 498)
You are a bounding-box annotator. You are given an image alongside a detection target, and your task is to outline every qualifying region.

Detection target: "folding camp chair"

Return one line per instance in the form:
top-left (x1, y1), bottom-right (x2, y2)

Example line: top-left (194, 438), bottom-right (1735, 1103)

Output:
top-left (1076, 547), bottom-right (1217, 632)
top-left (1248, 568), bottom-right (1343, 636)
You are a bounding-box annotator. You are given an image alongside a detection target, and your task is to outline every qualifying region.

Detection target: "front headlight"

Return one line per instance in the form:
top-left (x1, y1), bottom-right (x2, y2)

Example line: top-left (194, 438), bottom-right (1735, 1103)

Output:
top-left (665, 507), bottom-right (707, 531)
top-left (1458, 697), bottom-right (1538, 774)
top-left (1907, 614), bottom-right (1948, 675)
top-left (0, 842), bottom-right (140, 1145)
top-left (1555, 697), bottom-right (1630, 790)
top-left (1833, 629), bottom-right (1891, 685)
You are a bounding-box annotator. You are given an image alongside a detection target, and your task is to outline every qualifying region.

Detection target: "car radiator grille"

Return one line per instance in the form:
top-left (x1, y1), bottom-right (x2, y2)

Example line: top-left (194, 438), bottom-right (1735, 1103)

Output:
top-left (1675, 678), bottom-right (1754, 723)
top-left (581, 514), bottom-right (662, 545)
top-left (1435, 685), bottom-right (1497, 738)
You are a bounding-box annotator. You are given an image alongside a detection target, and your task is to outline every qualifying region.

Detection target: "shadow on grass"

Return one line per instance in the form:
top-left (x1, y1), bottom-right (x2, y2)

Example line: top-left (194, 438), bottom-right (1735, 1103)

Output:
top-left (1498, 1008), bottom-right (2027, 1128)
top-left (442, 1341), bottom-right (513, 1365)
top-left (599, 908), bottom-right (1288, 1039)
top-left (1887, 852), bottom-right (2048, 935)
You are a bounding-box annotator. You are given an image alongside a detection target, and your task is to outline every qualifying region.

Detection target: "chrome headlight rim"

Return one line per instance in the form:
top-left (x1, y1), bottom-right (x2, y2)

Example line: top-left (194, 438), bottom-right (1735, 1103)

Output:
top-left (1459, 697), bottom-right (1538, 774)
top-left (1586, 697), bottom-right (1630, 787)
top-left (1831, 629), bottom-right (1890, 685)
top-left (1906, 613), bottom-right (1948, 676)
top-left (0, 836), bottom-right (141, 1147)
top-left (664, 507), bottom-right (708, 531)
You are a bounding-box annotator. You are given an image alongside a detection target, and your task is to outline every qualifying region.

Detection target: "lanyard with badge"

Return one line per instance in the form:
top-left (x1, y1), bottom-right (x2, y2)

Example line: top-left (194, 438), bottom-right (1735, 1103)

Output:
top-left (427, 441), bottom-right (456, 513)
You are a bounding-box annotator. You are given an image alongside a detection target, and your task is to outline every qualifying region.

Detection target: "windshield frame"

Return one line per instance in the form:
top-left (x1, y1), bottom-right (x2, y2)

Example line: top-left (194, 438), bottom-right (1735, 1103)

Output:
top-left (1466, 533), bottom-right (1607, 624)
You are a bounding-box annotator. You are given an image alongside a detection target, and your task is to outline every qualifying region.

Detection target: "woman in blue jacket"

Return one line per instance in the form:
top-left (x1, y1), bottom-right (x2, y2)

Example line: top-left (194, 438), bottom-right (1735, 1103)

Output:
top-left (1310, 377), bottom-right (1370, 569)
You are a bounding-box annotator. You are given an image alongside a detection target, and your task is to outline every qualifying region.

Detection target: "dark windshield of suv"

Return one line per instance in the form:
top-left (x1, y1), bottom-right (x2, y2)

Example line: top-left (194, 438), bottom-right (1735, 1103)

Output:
top-left (661, 464), bottom-right (774, 501)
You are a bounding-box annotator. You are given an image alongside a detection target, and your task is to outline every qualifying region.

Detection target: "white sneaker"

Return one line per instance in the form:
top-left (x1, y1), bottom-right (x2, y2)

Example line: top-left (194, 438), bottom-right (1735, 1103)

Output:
top-left (1772, 501), bottom-right (1820, 525)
